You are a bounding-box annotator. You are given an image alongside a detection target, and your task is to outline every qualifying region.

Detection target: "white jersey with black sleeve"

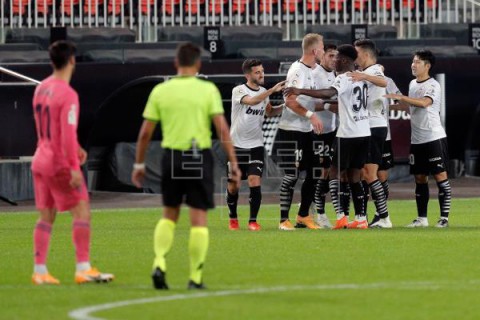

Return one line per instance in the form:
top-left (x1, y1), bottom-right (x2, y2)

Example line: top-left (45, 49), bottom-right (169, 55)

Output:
top-left (312, 64), bottom-right (337, 133)
top-left (331, 73), bottom-right (371, 138)
top-left (278, 60), bottom-right (317, 132)
top-left (384, 76), bottom-right (402, 141)
top-left (408, 77), bottom-right (446, 144)
top-left (230, 83), bottom-right (268, 149)
top-left (362, 64), bottom-right (388, 128)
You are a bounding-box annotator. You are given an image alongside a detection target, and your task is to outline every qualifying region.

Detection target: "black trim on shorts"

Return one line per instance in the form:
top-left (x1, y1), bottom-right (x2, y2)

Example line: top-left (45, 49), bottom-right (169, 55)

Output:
top-left (272, 129), bottom-right (315, 177)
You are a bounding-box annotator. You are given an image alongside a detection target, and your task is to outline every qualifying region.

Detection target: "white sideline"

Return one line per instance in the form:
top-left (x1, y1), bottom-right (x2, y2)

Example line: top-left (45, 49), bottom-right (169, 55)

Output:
top-left (68, 280), bottom-right (480, 320)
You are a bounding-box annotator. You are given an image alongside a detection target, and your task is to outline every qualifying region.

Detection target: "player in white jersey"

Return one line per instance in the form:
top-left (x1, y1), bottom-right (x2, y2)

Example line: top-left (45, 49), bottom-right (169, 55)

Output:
top-left (273, 33), bottom-right (324, 231)
top-left (227, 59), bottom-right (286, 231)
top-left (284, 44), bottom-right (371, 230)
top-left (348, 39), bottom-right (391, 228)
top-left (385, 50), bottom-right (451, 228)
top-left (310, 44), bottom-right (338, 228)
top-left (378, 73), bottom-right (402, 205)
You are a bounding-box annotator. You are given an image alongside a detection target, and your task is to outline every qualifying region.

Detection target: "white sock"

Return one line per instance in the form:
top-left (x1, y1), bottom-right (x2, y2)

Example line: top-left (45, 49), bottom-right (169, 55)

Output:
top-left (76, 262), bottom-right (91, 272)
top-left (34, 264), bottom-right (48, 274)
top-left (336, 213), bottom-right (345, 220)
top-left (418, 217), bottom-right (428, 222)
top-left (356, 215), bottom-right (367, 222)
top-left (318, 213), bottom-right (327, 218)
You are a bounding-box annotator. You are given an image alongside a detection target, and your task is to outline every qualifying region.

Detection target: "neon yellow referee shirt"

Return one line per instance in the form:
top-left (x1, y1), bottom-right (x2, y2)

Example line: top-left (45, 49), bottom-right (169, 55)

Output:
top-left (143, 76), bottom-right (224, 151)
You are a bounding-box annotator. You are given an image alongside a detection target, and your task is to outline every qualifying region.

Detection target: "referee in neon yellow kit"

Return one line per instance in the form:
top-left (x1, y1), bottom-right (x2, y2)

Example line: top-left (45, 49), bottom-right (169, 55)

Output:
top-left (132, 42), bottom-right (241, 290)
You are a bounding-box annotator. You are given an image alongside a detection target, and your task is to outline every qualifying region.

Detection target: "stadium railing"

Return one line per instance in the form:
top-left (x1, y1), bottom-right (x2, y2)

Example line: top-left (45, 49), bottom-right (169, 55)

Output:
top-left (1, 0), bottom-right (479, 42)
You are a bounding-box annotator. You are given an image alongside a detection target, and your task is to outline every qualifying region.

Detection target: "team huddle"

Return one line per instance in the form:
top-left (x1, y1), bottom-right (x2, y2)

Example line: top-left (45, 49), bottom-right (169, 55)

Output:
top-left (29, 38), bottom-right (451, 290)
top-left (227, 33), bottom-right (451, 231)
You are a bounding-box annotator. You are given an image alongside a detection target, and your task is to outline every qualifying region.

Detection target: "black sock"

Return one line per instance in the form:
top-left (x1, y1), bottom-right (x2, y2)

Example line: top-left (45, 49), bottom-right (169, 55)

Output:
top-left (350, 182), bottom-right (365, 217)
top-left (226, 189), bottom-right (239, 219)
top-left (314, 179), bottom-right (329, 215)
top-left (280, 175), bottom-right (297, 222)
top-left (361, 180), bottom-right (369, 216)
top-left (340, 182), bottom-right (351, 217)
top-left (415, 183), bottom-right (429, 218)
top-left (437, 179), bottom-right (451, 218)
top-left (381, 180), bottom-right (390, 200)
top-left (298, 177), bottom-right (316, 217)
top-left (249, 186), bottom-right (262, 222)
top-left (369, 179), bottom-right (389, 219)
top-left (329, 179), bottom-right (343, 216)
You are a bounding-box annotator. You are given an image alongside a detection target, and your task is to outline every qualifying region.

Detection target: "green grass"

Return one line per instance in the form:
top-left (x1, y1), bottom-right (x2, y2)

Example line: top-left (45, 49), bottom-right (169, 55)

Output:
top-left (1, 199), bottom-right (480, 320)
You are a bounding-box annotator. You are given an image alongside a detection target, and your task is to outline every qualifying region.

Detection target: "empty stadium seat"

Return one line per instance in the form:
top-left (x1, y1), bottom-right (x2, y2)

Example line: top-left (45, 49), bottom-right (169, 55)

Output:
top-left (68, 27), bottom-right (136, 43)
top-left (0, 51), bottom-right (50, 63)
top-left (368, 24), bottom-right (397, 39)
top-left (5, 28), bottom-right (50, 49)
top-left (158, 26), bottom-right (204, 44)
top-left (383, 45), bottom-right (477, 57)
top-left (221, 26), bottom-right (283, 41)
top-left (420, 23), bottom-right (469, 45)
top-left (83, 48), bottom-right (211, 63)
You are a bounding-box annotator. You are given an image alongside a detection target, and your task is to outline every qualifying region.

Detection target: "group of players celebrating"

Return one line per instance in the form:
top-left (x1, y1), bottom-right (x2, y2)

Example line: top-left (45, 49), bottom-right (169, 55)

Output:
top-left (227, 33), bottom-right (451, 231)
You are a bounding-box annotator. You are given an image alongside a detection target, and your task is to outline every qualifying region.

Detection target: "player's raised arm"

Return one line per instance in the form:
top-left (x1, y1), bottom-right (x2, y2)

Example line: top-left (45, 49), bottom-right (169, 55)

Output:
top-left (347, 71), bottom-right (387, 87)
top-left (385, 93), bottom-right (432, 108)
top-left (283, 87), bottom-right (336, 99)
top-left (241, 80), bottom-right (286, 106)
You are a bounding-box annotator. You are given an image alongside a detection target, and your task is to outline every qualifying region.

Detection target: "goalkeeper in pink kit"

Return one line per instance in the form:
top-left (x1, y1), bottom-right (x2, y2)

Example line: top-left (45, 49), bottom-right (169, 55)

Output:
top-left (31, 40), bottom-right (114, 285)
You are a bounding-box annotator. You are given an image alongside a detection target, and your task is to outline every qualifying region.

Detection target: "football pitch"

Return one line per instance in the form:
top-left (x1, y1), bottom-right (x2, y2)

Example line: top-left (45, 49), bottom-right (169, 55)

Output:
top-left (1, 198), bottom-right (480, 320)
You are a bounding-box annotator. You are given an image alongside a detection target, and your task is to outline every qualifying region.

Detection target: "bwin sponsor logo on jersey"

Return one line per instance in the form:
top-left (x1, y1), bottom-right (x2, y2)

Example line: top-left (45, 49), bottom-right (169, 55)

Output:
top-left (246, 107), bottom-right (265, 116)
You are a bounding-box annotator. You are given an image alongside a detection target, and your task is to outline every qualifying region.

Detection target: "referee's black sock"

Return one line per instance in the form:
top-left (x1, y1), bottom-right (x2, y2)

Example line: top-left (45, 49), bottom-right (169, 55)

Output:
top-left (350, 182), bottom-right (365, 217)
top-left (437, 179), bottom-right (451, 219)
top-left (415, 183), bottom-right (429, 218)
top-left (361, 180), bottom-right (370, 216)
top-left (298, 177), bottom-right (315, 217)
top-left (249, 186), bottom-right (262, 223)
top-left (226, 189), bottom-right (239, 219)
top-left (340, 182), bottom-right (351, 217)
top-left (280, 175), bottom-right (297, 222)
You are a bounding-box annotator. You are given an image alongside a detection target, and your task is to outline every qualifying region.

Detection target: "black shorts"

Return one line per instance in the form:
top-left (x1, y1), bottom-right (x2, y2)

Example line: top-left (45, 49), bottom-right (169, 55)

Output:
top-left (409, 138), bottom-right (449, 176)
top-left (161, 149), bottom-right (214, 210)
top-left (331, 136), bottom-right (370, 171)
top-left (312, 130), bottom-right (336, 169)
top-left (379, 140), bottom-right (394, 171)
top-left (272, 129), bottom-right (315, 177)
top-left (366, 127), bottom-right (388, 165)
top-left (227, 146), bottom-right (264, 181)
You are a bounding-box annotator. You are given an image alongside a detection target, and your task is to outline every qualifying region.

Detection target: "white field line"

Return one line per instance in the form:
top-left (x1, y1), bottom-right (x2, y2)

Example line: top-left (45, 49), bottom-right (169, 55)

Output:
top-left (68, 280), bottom-right (480, 320)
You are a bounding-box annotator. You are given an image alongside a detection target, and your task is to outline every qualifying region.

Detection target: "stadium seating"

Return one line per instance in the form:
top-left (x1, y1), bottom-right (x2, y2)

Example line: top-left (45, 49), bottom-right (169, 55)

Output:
top-left (382, 45), bottom-right (477, 57)
top-left (83, 47), bottom-right (212, 62)
top-left (420, 23), bottom-right (469, 45)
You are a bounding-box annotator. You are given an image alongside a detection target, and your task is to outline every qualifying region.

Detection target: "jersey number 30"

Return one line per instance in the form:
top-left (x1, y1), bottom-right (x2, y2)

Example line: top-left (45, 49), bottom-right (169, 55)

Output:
top-left (352, 84), bottom-right (368, 112)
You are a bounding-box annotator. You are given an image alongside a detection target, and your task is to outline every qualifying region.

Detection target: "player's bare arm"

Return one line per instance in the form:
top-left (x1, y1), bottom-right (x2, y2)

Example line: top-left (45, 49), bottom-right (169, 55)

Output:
top-left (265, 103), bottom-right (283, 117)
top-left (315, 100), bottom-right (338, 113)
top-left (347, 71), bottom-right (387, 87)
top-left (241, 80), bottom-right (287, 105)
top-left (285, 94), bottom-right (323, 134)
top-left (78, 147), bottom-right (87, 165)
top-left (385, 93), bottom-right (433, 108)
top-left (284, 87), bottom-right (336, 99)
top-left (132, 119), bottom-right (156, 188)
top-left (212, 114), bottom-right (242, 189)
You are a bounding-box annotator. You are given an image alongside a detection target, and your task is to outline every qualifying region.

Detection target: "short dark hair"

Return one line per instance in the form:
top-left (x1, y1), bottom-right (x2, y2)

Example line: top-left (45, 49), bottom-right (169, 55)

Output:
top-left (324, 43), bottom-right (337, 52)
top-left (49, 40), bottom-right (76, 70)
top-left (337, 44), bottom-right (358, 61)
top-left (242, 59), bottom-right (262, 73)
top-left (354, 38), bottom-right (377, 57)
top-left (414, 49), bottom-right (436, 69)
top-left (176, 42), bottom-right (201, 67)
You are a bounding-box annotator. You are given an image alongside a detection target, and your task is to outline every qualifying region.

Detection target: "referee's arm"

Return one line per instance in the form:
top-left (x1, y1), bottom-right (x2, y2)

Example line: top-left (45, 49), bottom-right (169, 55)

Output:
top-left (212, 115), bottom-right (241, 186)
top-left (132, 119), bottom-right (156, 188)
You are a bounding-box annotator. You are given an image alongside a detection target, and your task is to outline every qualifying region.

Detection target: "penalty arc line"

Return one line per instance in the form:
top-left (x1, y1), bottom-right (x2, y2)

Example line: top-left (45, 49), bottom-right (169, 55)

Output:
top-left (68, 280), bottom-right (476, 320)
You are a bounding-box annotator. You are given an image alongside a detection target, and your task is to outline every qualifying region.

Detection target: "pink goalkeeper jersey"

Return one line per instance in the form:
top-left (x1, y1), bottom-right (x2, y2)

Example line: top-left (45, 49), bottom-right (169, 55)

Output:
top-left (32, 76), bottom-right (80, 176)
